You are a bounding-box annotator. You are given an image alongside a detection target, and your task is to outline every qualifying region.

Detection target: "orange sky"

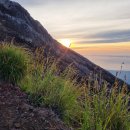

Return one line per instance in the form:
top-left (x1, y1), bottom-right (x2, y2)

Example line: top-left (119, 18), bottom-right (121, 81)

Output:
top-left (71, 42), bottom-right (130, 56)
top-left (71, 42), bottom-right (130, 70)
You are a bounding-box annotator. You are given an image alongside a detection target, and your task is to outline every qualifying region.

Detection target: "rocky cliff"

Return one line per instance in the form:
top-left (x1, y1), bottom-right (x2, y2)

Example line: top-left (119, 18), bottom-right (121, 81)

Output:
top-left (0, 0), bottom-right (128, 88)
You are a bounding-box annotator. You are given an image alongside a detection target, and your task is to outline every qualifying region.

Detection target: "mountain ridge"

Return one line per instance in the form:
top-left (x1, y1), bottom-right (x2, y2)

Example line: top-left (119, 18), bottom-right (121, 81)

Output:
top-left (0, 0), bottom-right (129, 89)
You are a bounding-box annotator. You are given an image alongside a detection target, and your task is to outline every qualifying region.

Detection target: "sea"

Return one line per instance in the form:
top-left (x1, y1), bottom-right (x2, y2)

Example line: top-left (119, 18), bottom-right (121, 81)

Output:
top-left (86, 55), bottom-right (130, 85)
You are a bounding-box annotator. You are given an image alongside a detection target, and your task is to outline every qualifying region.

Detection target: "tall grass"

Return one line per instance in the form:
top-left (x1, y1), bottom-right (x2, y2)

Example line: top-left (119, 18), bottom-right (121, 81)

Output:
top-left (20, 48), bottom-right (82, 125)
top-left (0, 44), bottom-right (30, 83)
top-left (81, 81), bottom-right (130, 130)
top-left (19, 46), bottom-right (130, 129)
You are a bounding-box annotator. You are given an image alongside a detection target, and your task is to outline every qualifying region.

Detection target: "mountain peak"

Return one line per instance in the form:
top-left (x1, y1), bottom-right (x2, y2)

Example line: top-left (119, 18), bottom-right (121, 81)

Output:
top-left (0, 0), bottom-right (55, 47)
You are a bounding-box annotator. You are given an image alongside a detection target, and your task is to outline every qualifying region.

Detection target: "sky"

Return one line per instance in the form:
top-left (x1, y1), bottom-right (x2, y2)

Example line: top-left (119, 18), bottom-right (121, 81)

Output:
top-left (13, 0), bottom-right (130, 70)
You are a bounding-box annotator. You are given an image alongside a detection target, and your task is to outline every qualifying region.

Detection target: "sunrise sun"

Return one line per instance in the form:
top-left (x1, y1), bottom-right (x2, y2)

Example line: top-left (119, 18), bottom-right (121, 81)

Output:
top-left (59, 39), bottom-right (71, 48)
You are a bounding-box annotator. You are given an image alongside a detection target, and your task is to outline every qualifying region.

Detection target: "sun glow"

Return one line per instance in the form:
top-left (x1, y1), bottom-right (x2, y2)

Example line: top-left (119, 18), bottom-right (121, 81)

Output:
top-left (59, 39), bottom-right (71, 48)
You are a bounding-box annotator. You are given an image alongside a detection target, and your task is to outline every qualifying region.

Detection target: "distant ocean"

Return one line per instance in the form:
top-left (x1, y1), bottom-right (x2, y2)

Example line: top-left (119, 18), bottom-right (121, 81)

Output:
top-left (86, 55), bottom-right (130, 84)
top-left (109, 70), bottom-right (130, 85)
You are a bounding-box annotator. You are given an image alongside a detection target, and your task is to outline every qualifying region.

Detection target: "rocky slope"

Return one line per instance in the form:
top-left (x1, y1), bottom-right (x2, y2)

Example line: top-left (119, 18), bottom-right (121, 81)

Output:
top-left (0, 84), bottom-right (71, 130)
top-left (0, 0), bottom-right (129, 88)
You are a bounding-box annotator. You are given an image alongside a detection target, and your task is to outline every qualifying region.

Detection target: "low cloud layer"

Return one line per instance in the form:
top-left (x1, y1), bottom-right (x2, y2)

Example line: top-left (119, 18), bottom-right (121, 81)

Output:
top-left (87, 30), bottom-right (130, 43)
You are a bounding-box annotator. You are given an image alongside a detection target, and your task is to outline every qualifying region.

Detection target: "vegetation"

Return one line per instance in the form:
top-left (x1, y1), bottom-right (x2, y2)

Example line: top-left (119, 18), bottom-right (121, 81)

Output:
top-left (81, 83), bottom-right (130, 130)
top-left (0, 44), bottom-right (30, 83)
top-left (0, 43), bottom-right (130, 129)
top-left (20, 64), bottom-right (82, 125)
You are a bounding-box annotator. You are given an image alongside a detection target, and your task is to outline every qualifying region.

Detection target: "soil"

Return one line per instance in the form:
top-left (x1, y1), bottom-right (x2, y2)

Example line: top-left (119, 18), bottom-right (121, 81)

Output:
top-left (0, 84), bottom-right (71, 130)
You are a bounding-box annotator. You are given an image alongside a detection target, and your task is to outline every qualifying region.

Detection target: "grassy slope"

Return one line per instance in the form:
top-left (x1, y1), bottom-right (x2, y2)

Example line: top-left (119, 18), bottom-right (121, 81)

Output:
top-left (0, 44), bottom-right (130, 130)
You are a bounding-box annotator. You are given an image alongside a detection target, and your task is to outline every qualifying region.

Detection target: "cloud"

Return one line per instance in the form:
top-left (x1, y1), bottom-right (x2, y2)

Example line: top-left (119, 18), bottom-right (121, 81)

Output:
top-left (70, 29), bottom-right (130, 44)
top-left (90, 30), bottom-right (130, 43)
top-left (12, 0), bottom-right (130, 45)
top-left (12, 0), bottom-right (47, 6)
top-left (12, 0), bottom-right (80, 6)
top-left (54, 28), bottom-right (130, 44)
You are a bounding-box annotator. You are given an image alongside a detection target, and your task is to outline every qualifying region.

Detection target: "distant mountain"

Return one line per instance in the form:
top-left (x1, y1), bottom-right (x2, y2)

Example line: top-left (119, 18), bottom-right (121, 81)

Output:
top-left (0, 0), bottom-right (129, 89)
top-left (109, 70), bottom-right (130, 85)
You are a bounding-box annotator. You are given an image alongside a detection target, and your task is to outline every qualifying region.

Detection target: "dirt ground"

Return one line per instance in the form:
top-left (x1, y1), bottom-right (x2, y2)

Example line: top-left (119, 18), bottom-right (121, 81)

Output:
top-left (0, 84), bottom-right (71, 130)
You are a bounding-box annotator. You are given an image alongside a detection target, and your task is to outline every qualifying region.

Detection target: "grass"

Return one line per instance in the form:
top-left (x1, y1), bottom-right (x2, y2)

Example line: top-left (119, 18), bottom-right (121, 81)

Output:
top-left (81, 82), bottom-right (130, 130)
top-left (21, 66), bottom-right (81, 125)
top-left (20, 48), bottom-right (82, 125)
top-left (0, 44), bottom-right (30, 83)
top-left (1, 44), bottom-right (130, 129)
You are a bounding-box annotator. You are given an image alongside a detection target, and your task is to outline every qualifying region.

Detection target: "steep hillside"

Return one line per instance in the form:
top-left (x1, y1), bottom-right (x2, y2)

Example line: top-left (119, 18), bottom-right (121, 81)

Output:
top-left (0, 0), bottom-right (128, 88)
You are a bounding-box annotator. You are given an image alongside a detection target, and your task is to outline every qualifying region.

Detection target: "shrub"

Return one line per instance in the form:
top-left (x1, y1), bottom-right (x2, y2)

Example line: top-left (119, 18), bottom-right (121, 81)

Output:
top-left (0, 44), bottom-right (30, 84)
